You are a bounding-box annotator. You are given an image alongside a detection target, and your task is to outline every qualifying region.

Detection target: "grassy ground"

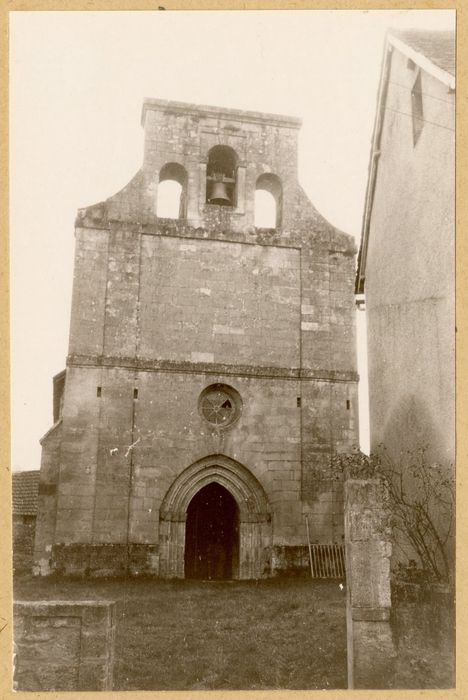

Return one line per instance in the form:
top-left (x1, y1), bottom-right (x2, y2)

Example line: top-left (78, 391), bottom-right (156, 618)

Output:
top-left (14, 574), bottom-right (454, 690)
top-left (391, 599), bottom-right (455, 688)
top-left (14, 575), bottom-right (348, 690)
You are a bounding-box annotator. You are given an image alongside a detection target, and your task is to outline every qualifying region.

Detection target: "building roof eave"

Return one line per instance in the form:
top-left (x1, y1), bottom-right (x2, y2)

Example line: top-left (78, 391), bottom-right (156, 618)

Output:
top-left (356, 31), bottom-right (455, 295)
top-left (355, 36), bottom-right (393, 295)
top-left (388, 34), bottom-right (455, 90)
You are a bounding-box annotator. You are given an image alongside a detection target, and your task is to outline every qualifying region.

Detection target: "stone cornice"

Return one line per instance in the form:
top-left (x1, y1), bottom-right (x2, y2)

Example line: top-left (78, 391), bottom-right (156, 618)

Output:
top-left (73, 219), bottom-right (356, 257)
top-left (67, 354), bottom-right (358, 383)
top-left (141, 98), bottom-right (302, 130)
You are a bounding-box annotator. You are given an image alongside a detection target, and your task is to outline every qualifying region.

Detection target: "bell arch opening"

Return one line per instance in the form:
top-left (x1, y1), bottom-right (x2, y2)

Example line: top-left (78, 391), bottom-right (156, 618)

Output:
top-left (255, 173), bottom-right (282, 229)
top-left (206, 146), bottom-right (238, 207)
top-left (184, 482), bottom-right (239, 580)
top-left (157, 162), bottom-right (188, 219)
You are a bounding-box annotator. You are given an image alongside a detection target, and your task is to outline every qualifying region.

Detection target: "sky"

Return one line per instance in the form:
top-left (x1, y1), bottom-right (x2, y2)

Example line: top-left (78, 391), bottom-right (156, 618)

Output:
top-left (9, 9), bottom-right (456, 471)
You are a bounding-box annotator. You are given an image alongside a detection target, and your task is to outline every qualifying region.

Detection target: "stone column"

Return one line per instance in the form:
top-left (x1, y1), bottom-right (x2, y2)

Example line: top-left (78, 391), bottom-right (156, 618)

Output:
top-left (235, 163), bottom-right (247, 214)
top-left (344, 478), bottom-right (395, 688)
top-left (14, 600), bottom-right (116, 691)
top-left (186, 166), bottom-right (200, 222)
top-left (198, 160), bottom-right (207, 214)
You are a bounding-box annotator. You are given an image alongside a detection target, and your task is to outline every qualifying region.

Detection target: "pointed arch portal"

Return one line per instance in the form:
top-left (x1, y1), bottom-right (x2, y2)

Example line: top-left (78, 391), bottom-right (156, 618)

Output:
top-left (158, 455), bottom-right (272, 579)
top-left (185, 483), bottom-right (239, 580)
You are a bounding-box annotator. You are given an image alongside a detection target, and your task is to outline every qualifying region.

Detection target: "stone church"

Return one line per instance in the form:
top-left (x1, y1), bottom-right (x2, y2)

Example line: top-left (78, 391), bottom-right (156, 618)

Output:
top-left (34, 99), bottom-right (358, 579)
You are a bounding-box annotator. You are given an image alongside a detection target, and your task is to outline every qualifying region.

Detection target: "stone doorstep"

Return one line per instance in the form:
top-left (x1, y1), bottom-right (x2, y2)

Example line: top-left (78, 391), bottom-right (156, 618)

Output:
top-left (351, 606), bottom-right (391, 622)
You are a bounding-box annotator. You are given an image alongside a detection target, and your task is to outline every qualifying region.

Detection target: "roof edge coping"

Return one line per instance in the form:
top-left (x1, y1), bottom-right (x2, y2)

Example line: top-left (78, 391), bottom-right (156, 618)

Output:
top-left (141, 98), bottom-right (302, 129)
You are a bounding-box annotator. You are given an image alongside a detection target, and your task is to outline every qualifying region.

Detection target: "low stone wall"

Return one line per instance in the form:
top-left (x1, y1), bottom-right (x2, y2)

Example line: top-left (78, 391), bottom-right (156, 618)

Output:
top-left (13, 600), bottom-right (116, 691)
top-left (271, 545), bottom-right (310, 576)
top-left (13, 515), bottom-right (36, 572)
top-left (46, 542), bottom-right (313, 578)
top-left (344, 478), bottom-right (396, 688)
top-left (50, 543), bottom-right (159, 576)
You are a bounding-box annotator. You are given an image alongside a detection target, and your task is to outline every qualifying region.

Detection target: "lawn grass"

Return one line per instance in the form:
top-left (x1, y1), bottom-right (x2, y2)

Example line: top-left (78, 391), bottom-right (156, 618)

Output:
top-left (391, 599), bottom-right (455, 688)
top-left (14, 573), bottom-right (454, 690)
top-left (14, 575), bottom-right (347, 690)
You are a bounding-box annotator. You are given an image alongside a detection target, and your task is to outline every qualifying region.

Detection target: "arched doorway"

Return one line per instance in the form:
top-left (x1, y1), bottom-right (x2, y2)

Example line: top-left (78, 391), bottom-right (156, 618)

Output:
top-left (159, 454), bottom-right (272, 579)
top-left (184, 483), bottom-right (239, 580)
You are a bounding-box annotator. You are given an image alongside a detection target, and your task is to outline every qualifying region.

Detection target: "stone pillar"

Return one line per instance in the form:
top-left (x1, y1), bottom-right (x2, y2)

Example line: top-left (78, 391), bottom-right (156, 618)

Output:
top-left (198, 160), bottom-right (207, 214)
top-left (186, 167), bottom-right (200, 221)
top-left (344, 478), bottom-right (395, 688)
top-left (235, 163), bottom-right (247, 214)
top-left (13, 600), bottom-right (116, 692)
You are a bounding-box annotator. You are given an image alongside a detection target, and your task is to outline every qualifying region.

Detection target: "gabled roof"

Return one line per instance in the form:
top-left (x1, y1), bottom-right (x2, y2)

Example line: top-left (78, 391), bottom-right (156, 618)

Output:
top-left (12, 470), bottom-right (40, 516)
top-left (355, 28), bottom-right (455, 294)
top-left (390, 29), bottom-right (455, 78)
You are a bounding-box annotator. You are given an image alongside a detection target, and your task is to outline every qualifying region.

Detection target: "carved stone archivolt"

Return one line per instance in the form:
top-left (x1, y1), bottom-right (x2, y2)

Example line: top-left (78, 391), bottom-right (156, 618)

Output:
top-left (158, 454), bottom-right (272, 579)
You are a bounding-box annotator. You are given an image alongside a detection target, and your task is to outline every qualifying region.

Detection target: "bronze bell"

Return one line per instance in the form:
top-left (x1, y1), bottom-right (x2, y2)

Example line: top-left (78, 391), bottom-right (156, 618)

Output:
top-left (208, 180), bottom-right (231, 205)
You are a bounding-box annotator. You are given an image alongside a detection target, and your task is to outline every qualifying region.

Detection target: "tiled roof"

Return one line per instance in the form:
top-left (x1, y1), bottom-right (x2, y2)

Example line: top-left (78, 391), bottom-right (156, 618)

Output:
top-left (12, 471), bottom-right (40, 515)
top-left (390, 29), bottom-right (455, 76)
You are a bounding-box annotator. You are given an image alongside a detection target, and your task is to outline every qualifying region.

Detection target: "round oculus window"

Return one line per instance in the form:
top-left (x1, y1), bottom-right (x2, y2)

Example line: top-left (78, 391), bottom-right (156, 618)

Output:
top-left (199, 384), bottom-right (241, 428)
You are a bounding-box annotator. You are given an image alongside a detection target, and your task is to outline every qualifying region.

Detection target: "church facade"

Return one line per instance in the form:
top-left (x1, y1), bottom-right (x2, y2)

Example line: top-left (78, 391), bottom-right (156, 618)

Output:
top-left (34, 99), bottom-right (358, 578)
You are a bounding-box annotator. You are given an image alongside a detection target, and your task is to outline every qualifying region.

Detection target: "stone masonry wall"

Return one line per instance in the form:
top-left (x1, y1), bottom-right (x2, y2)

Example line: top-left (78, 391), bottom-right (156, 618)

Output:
top-left (49, 368), bottom-right (356, 575)
top-left (344, 478), bottom-right (395, 688)
top-left (138, 236), bottom-right (300, 367)
top-left (13, 516), bottom-right (36, 573)
top-left (69, 223), bottom-right (355, 375)
top-left (33, 421), bottom-right (61, 575)
top-left (35, 100), bottom-right (358, 577)
top-left (52, 369), bottom-right (300, 543)
top-left (14, 601), bottom-right (116, 691)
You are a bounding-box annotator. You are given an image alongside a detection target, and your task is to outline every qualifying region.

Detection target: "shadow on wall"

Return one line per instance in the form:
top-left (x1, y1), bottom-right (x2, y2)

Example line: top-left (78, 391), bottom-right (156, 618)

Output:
top-left (380, 393), bottom-right (451, 468)
top-left (377, 393), bottom-right (454, 579)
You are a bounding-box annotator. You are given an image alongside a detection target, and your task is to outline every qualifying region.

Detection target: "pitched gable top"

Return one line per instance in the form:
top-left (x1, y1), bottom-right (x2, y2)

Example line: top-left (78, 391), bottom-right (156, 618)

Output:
top-left (12, 470), bottom-right (40, 516)
top-left (389, 29), bottom-right (455, 82)
top-left (355, 28), bottom-right (455, 294)
top-left (390, 29), bottom-right (455, 75)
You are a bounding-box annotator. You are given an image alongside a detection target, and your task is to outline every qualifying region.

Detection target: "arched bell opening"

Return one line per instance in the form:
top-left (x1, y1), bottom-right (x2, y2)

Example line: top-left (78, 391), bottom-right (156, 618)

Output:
top-left (184, 482), bottom-right (239, 580)
top-left (206, 145), bottom-right (238, 207)
top-left (255, 173), bottom-right (283, 229)
top-left (157, 162), bottom-right (188, 218)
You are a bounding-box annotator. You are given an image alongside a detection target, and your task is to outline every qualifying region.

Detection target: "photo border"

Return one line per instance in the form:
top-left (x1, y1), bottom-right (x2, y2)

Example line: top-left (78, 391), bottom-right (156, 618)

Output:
top-left (1, 2), bottom-right (465, 698)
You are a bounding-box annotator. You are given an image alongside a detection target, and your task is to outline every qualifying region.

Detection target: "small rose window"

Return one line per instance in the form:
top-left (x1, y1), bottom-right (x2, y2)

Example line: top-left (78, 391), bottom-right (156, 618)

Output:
top-left (199, 384), bottom-right (241, 428)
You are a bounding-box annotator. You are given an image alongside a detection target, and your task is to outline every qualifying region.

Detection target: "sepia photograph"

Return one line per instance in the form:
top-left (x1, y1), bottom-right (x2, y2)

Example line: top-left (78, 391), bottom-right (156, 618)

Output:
top-left (9, 7), bottom-right (455, 692)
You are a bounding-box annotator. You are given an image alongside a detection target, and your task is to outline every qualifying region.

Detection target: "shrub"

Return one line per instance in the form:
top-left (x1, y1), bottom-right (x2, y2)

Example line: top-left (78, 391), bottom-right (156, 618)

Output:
top-left (332, 448), bottom-right (454, 583)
